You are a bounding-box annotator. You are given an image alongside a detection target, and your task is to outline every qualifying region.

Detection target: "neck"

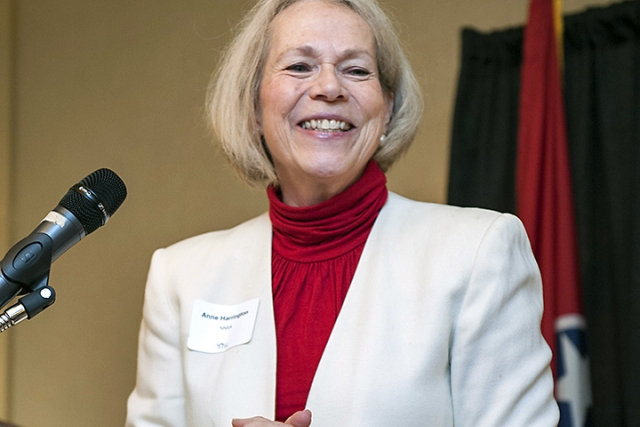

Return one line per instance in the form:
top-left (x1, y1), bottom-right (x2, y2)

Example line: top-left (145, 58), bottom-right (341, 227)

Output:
top-left (276, 167), bottom-right (366, 207)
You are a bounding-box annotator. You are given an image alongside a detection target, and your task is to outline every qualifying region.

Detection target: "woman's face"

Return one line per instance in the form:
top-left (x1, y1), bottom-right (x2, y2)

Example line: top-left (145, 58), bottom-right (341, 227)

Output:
top-left (258, 0), bottom-right (393, 206)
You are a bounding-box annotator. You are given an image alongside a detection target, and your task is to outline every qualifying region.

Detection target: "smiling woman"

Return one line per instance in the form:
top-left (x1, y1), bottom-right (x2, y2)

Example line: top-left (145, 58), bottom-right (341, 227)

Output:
top-left (126, 1), bottom-right (559, 426)
top-left (207, 0), bottom-right (422, 186)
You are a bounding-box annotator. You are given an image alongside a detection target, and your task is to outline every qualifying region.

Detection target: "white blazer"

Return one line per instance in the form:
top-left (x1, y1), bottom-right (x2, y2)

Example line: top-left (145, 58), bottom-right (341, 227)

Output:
top-left (126, 193), bottom-right (559, 426)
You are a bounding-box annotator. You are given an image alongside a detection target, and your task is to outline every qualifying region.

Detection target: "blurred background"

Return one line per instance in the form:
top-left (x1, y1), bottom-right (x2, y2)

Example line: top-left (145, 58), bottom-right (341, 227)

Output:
top-left (0, 0), bottom-right (618, 426)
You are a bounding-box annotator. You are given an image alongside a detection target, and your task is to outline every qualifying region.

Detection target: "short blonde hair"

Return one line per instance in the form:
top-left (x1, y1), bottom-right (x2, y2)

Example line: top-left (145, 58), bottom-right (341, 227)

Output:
top-left (207, 0), bottom-right (423, 185)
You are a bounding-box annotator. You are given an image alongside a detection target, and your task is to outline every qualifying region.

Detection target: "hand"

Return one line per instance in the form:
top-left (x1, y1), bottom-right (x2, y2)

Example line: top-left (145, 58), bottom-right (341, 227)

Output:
top-left (231, 409), bottom-right (312, 427)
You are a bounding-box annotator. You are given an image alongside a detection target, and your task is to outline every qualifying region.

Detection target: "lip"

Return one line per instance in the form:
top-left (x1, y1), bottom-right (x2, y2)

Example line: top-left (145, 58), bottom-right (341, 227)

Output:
top-left (296, 116), bottom-right (356, 137)
top-left (298, 128), bottom-right (354, 140)
top-left (296, 113), bottom-right (355, 128)
top-left (297, 122), bottom-right (355, 137)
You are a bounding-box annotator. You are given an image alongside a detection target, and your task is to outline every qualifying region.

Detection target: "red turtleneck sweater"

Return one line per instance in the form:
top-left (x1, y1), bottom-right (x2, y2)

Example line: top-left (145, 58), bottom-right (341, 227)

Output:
top-left (268, 160), bottom-right (388, 421)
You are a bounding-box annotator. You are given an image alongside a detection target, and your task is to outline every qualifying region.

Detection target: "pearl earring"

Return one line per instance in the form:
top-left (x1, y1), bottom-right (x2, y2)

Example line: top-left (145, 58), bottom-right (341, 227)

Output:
top-left (380, 134), bottom-right (387, 143)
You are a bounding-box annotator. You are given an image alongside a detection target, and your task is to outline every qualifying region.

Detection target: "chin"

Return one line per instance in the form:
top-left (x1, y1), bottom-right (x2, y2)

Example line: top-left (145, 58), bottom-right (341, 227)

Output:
top-left (303, 158), bottom-right (348, 175)
top-left (303, 161), bottom-right (361, 183)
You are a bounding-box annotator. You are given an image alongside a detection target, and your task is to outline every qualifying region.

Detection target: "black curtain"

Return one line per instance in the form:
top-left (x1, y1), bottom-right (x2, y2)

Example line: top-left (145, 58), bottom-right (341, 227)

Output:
top-left (448, 2), bottom-right (640, 427)
top-left (448, 27), bottom-right (522, 214)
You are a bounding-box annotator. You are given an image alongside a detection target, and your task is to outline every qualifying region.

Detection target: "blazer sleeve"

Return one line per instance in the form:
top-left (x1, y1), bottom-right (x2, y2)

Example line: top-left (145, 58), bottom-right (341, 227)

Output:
top-left (449, 213), bottom-right (559, 426)
top-left (126, 248), bottom-right (187, 427)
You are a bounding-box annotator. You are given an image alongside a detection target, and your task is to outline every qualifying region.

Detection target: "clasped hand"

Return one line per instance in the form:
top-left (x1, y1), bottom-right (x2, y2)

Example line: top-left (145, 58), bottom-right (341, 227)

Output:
top-left (232, 409), bottom-right (312, 427)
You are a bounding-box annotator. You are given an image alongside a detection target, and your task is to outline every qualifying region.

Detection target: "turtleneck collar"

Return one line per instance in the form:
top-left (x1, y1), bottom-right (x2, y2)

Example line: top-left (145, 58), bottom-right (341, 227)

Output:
top-left (268, 160), bottom-right (388, 262)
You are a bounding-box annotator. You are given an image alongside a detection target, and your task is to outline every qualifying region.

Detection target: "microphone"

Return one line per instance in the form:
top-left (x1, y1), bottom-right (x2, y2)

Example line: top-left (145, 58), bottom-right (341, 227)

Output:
top-left (0, 168), bottom-right (127, 310)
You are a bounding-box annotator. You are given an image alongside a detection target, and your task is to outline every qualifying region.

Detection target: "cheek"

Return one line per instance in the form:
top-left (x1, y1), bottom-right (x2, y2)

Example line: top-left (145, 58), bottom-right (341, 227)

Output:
top-left (352, 85), bottom-right (390, 123)
top-left (258, 85), bottom-right (275, 123)
top-left (261, 79), bottom-right (300, 117)
top-left (373, 92), bottom-right (391, 121)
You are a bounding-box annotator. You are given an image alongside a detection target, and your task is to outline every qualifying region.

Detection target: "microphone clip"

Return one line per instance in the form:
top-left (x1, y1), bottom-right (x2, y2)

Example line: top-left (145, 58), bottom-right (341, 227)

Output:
top-left (0, 234), bottom-right (56, 332)
top-left (0, 232), bottom-right (54, 309)
top-left (0, 286), bottom-right (57, 333)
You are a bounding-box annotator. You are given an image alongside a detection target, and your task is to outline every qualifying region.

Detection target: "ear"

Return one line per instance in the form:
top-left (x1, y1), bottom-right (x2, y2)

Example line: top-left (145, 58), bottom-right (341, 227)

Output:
top-left (255, 102), bottom-right (264, 133)
top-left (384, 91), bottom-right (394, 131)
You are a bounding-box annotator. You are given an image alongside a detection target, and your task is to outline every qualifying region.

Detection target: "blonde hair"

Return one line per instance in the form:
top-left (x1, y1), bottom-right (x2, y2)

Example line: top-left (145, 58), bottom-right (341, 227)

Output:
top-left (207, 0), bottom-right (423, 185)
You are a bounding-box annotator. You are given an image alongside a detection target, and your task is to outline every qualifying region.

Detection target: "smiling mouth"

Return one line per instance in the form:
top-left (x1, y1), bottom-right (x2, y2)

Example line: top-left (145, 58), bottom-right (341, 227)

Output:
top-left (299, 119), bottom-right (354, 132)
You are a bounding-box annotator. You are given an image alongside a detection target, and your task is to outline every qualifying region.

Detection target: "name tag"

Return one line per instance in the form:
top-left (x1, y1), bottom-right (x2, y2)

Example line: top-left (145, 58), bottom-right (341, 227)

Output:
top-left (187, 298), bottom-right (260, 353)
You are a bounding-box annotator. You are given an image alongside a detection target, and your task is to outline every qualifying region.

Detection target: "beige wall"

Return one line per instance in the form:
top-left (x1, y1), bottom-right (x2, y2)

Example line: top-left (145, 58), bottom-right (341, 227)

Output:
top-left (0, 0), bottom-right (13, 419)
top-left (2, 0), bottom-right (615, 426)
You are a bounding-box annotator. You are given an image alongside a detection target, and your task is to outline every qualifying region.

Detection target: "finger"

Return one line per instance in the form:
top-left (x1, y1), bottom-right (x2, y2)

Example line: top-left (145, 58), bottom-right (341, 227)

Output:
top-left (231, 416), bottom-right (271, 427)
top-left (285, 409), bottom-right (312, 427)
top-left (231, 418), bottom-right (248, 427)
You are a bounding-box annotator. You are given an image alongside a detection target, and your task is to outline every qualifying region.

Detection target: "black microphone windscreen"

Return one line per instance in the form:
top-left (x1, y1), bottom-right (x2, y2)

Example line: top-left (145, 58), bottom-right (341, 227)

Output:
top-left (58, 169), bottom-right (127, 235)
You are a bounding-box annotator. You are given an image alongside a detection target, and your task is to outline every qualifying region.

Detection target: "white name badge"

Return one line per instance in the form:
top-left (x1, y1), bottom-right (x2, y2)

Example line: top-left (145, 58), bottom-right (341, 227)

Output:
top-left (187, 298), bottom-right (260, 353)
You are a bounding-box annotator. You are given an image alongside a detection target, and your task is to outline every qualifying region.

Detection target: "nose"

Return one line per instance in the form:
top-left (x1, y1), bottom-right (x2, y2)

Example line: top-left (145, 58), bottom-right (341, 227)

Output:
top-left (309, 65), bottom-right (348, 102)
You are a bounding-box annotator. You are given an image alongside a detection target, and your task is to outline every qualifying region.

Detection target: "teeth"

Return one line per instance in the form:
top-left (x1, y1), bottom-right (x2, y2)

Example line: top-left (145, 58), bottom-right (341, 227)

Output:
top-left (300, 119), bottom-right (352, 131)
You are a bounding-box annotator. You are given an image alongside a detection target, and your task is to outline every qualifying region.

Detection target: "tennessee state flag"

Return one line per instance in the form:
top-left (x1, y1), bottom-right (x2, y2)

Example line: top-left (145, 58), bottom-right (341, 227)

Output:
top-left (517, 0), bottom-right (592, 426)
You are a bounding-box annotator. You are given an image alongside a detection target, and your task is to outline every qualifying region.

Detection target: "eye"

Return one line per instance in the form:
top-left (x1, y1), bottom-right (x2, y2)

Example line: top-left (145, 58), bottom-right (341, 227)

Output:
top-left (343, 67), bottom-right (373, 80)
top-left (285, 63), bottom-right (311, 73)
top-left (347, 68), bottom-right (371, 76)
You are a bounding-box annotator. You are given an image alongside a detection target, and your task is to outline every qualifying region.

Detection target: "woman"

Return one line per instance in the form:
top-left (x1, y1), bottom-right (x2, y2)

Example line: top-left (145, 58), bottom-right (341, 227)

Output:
top-left (126, 0), bottom-right (559, 426)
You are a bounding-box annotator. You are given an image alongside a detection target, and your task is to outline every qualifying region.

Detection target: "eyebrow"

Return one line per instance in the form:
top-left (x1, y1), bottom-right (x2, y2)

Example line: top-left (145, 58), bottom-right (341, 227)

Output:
top-left (275, 45), bottom-right (375, 62)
